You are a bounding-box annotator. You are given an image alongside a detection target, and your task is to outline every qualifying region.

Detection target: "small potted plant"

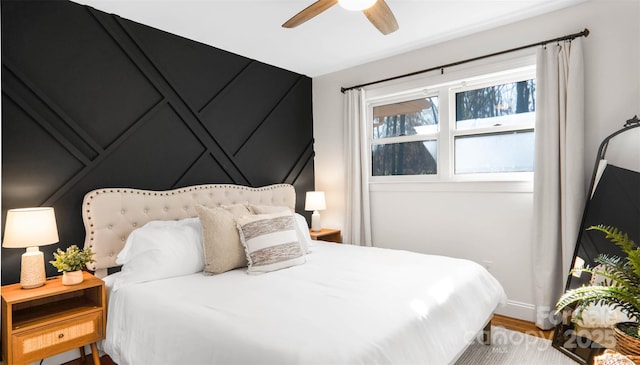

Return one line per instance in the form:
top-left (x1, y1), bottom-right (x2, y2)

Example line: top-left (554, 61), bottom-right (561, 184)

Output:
top-left (556, 225), bottom-right (640, 359)
top-left (49, 245), bottom-right (95, 285)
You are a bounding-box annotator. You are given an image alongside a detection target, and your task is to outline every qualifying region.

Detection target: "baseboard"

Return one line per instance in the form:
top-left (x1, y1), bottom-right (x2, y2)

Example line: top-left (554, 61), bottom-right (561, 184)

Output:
top-left (495, 299), bottom-right (536, 323)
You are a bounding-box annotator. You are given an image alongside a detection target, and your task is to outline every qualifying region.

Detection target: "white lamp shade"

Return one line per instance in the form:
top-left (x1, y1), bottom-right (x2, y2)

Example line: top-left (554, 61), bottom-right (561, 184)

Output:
top-left (305, 191), bottom-right (326, 211)
top-left (338, 0), bottom-right (377, 11)
top-left (3, 207), bottom-right (59, 248)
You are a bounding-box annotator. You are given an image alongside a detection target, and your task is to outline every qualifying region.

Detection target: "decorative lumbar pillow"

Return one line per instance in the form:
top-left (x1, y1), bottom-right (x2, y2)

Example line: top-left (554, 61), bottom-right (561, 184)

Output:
top-left (236, 211), bottom-right (305, 273)
top-left (195, 204), bottom-right (252, 275)
top-left (248, 204), bottom-right (311, 254)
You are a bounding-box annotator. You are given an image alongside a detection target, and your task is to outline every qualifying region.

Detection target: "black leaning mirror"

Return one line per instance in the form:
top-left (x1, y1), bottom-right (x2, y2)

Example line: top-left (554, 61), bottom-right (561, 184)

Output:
top-left (553, 116), bottom-right (640, 364)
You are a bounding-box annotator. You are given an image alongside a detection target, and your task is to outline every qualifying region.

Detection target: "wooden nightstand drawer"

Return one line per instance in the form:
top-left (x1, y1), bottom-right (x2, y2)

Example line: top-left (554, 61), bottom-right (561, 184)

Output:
top-left (13, 311), bottom-right (103, 364)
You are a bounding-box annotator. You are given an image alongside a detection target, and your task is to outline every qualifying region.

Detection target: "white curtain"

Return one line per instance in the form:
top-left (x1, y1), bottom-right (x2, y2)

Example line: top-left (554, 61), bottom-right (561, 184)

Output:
top-left (533, 38), bottom-right (585, 329)
top-left (343, 88), bottom-right (372, 246)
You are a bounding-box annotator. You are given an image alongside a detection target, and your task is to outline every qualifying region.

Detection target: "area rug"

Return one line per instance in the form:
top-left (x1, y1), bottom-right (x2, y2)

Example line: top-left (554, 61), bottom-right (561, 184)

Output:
top-left (455, 326), bottom-right (576, 365)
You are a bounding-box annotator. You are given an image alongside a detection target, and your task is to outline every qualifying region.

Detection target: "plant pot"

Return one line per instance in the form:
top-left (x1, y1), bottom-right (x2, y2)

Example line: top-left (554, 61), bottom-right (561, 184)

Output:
top-left (62, 270), bottom-right (83, 285)
top-left (614, 322), bottom-right (640, 361)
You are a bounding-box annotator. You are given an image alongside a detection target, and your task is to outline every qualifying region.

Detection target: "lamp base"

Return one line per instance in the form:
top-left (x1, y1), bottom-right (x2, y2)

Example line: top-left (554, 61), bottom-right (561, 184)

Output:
top-left (20, 247), bottom-right (46, 289)
top-left (311, 211), bottom-right (322, 232)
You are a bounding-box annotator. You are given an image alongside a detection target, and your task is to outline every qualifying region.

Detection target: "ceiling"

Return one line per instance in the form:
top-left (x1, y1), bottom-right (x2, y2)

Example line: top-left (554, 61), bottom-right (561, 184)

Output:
top-left (76, 0), bottom-right (585, 77)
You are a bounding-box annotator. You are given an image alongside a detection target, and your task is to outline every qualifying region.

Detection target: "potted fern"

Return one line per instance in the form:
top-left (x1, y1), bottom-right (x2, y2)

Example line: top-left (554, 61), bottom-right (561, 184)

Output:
top-left (49, 245), bottom-right (95, 285)
top-left (556, 225), bottom-right (640, 358)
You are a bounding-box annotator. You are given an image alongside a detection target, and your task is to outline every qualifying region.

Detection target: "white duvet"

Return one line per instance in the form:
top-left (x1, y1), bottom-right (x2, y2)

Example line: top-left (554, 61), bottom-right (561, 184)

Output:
top-left (104, 242), bottom-right (505, 365)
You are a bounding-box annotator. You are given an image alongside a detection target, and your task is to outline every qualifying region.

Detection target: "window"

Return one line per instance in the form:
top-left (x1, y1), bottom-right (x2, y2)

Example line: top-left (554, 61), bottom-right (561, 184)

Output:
top-left (453, 79), bottom-right (536, 175)
top-left (367, 64), bottom-right (536, 181)
top-left (371, 96), bottom-right (439, 176)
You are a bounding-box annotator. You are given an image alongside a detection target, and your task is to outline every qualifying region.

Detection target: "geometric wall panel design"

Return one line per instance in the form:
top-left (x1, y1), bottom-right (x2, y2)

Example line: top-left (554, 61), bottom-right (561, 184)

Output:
top-left (198, 63), bottom-right (301, 155)
top-left (1, 0), bottom-right (315, 285)
top-left (123, 20), bottom-right (253, 113)
top-left (236, 78), bottom-right (313, 186)
top-left (1, 95), bottom-right (85, 207)
top-left (2, 0), bottom-right (163, 150)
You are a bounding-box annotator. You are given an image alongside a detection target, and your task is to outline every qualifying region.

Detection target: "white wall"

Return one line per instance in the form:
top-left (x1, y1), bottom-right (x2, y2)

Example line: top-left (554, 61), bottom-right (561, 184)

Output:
top-left (312, 0), bottom-right (639, 322)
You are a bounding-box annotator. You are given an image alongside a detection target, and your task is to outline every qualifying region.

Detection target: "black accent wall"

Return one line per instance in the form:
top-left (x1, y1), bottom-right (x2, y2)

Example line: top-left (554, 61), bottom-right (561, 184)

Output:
top-left (1, 0), bottom-right (315, 285)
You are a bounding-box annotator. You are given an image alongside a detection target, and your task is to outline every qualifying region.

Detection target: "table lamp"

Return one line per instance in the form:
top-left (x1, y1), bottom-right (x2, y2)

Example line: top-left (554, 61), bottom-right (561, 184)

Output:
top-left (305, 191), bottom-right (326, 232)
top-left (2, 207), bottom-right (59, 289)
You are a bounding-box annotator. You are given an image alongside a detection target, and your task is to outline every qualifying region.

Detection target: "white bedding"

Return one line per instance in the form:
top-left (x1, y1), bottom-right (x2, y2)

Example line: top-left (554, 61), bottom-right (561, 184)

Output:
top-left (104, 242), bottom-right (506, 365)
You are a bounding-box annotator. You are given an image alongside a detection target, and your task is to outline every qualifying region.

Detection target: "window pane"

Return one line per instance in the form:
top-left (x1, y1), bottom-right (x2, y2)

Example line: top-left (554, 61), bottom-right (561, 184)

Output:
top-left (373, 97), bottom-right (439, 140)
top-left (455, 130), bottom-right (534, 174)
top-left (372, 140), bottom-right (437, 176)
top-left (456, 79), bottom-right (535, 130)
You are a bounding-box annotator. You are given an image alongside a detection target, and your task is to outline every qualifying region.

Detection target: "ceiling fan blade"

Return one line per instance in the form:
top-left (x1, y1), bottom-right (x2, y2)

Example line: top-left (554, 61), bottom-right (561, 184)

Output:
top-left (282, 0), bottom-right (339, 28)
top-left (363, 0), bottom-right (398, 35)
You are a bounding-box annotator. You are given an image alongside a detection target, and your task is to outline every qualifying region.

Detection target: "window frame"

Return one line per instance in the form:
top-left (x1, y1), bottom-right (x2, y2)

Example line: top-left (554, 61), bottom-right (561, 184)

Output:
top-left (365, 58), bottom-right (536, 184)
top-left (370, 92), bottom-right (441, 178)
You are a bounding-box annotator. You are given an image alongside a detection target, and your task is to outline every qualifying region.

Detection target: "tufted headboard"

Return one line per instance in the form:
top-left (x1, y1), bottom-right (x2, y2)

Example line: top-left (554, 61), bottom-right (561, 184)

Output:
top-left (82, 184), bottom-right (296, 277)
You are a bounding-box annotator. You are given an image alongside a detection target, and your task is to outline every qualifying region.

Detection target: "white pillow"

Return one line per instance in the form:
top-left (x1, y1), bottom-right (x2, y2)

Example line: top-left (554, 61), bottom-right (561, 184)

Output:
top-left (236, 212), bottom-right (305, 274)
top-left (293, 213), bottom-right (314, 253)
top-left (113, 217), bottom-right (204, 291)
top-left (247, 204), bottom-right (292, 214)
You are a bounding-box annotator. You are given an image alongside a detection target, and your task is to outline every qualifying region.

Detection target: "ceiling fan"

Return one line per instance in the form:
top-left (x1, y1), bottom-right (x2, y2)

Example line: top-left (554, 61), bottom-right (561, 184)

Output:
top-left (282, 0), bottom-right (399, 35)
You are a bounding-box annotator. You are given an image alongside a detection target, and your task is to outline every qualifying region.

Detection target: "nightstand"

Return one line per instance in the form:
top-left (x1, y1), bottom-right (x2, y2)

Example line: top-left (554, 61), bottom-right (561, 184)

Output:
top-left (1, 271), bottom-right (105, 365)
top-left (309, 228), bottom-right (342, 243)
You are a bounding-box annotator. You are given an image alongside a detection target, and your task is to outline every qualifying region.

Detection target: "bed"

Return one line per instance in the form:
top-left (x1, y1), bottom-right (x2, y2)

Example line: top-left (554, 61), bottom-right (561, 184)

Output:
top-left (82, 183), bottom-right (506, 365)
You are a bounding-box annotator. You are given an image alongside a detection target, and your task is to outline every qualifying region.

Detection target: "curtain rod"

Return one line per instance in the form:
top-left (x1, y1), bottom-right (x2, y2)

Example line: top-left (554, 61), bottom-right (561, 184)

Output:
top-left (340, 28), bottom-right (590, 93)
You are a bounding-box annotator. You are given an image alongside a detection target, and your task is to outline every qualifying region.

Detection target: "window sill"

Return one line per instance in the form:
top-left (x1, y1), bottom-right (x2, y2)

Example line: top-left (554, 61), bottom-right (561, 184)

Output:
top-left (369, 180), bottom-right (533, 193)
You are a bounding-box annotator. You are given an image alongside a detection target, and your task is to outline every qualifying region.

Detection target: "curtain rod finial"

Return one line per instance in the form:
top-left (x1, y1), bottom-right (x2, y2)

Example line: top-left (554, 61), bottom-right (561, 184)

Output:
top-left (583, 28), bottom-right (590, 37)
top-left (624, 115), bottom-right (639, 127)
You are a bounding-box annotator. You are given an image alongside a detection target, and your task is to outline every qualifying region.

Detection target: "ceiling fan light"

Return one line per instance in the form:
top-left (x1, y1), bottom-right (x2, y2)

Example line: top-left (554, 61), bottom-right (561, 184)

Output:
top-left (338, 0), bottom-right (377, 11)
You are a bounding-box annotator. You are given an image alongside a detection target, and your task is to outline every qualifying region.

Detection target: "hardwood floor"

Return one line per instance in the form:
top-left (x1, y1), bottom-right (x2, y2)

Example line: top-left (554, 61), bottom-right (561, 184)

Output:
top-left (61, 353), bottom-right (116, 365)
top-left (60, 315), bottom-right (552, 365)
top-left (492, 313), bottom-right (555, 340)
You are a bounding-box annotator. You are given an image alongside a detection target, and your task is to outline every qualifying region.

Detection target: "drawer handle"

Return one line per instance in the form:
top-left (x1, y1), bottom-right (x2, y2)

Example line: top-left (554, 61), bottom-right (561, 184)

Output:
top-left (58, 333), bottom-right (64, 339)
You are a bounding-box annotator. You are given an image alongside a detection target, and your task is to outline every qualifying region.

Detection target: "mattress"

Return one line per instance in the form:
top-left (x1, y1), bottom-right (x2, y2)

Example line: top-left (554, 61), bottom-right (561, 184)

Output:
top-left (103, 242), bottom-right (506, 365)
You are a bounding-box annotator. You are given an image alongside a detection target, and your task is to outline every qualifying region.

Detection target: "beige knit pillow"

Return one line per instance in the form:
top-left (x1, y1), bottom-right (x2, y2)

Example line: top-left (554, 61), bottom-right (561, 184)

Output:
top-left (195, 204), bottom-right (251, 274)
